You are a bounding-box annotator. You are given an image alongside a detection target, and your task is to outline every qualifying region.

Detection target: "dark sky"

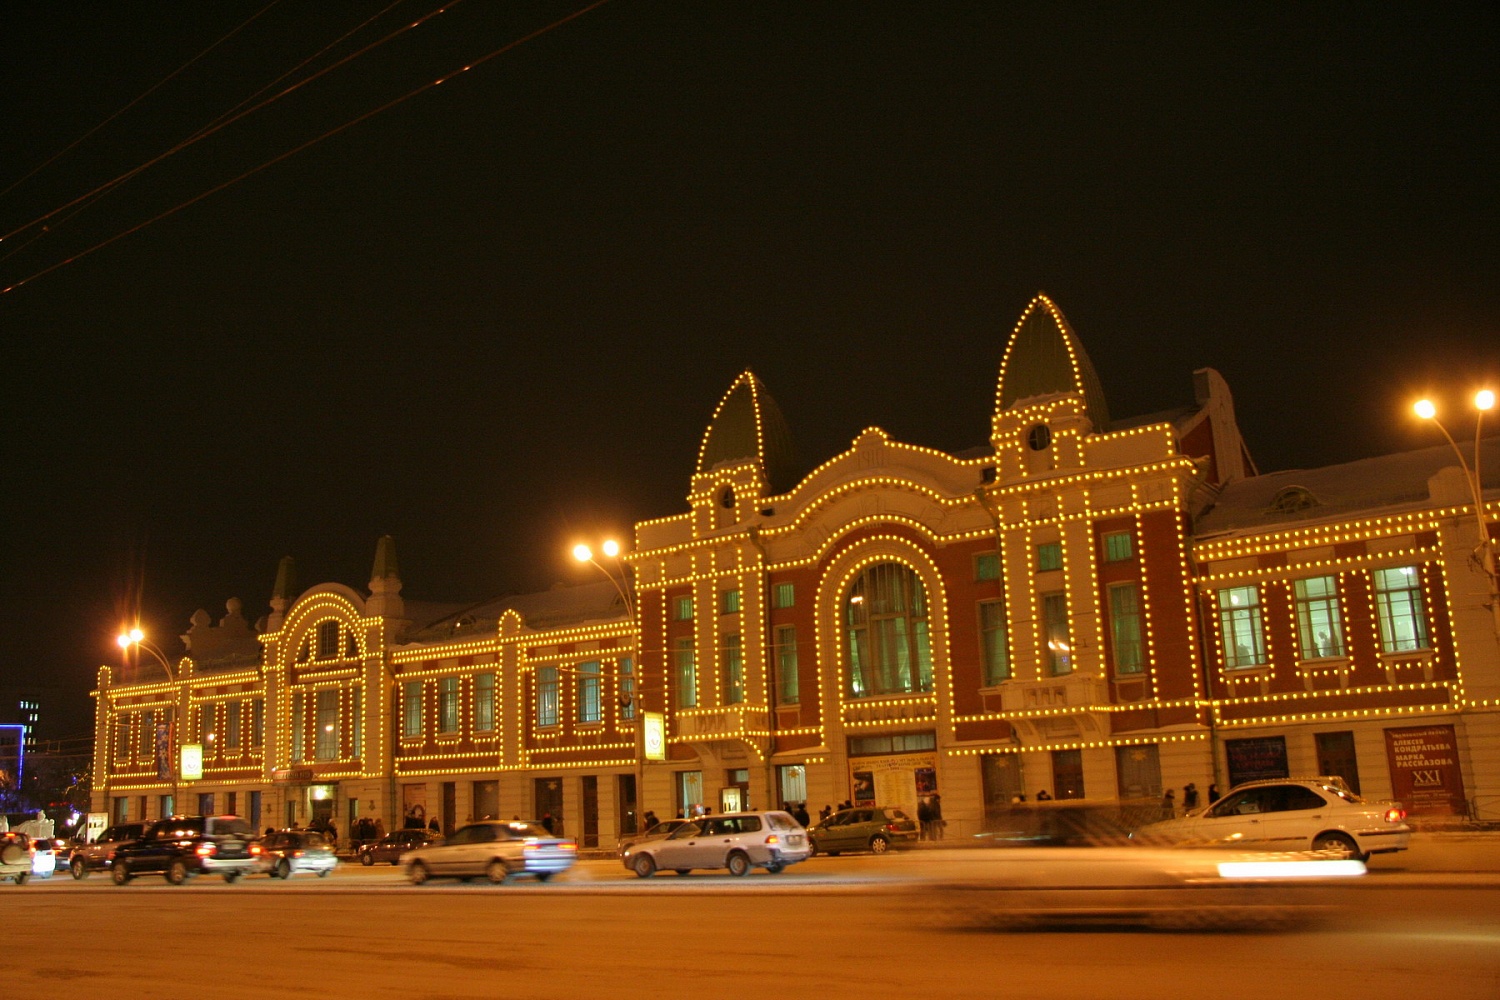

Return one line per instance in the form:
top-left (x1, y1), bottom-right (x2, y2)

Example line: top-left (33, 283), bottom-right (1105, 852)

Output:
top-left (3, 2), bottom-right (1497, 736)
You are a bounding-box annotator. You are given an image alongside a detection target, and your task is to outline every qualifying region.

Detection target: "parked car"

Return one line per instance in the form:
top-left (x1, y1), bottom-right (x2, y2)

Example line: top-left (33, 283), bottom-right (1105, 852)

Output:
top-left (401, 820), bottom-right (577, 884)
top-left (1132, 776), bottom-right (1411, 861)
top-left (110, 815), bottom-right (263, 885)
top-left (808, 807), bottom-right (919, 856)
top-left (70, 822), bottom-right (148, 880)
top-left (0, 833), bottom-right (39, 885)
top-left (623, 811), bottom-right (810, 877)
top-left (260, 829), bottom-right (338, 879)
top-left (358, 828), bottom-right (441, 866)
top-left (617, 818), bottom-right (694, 854)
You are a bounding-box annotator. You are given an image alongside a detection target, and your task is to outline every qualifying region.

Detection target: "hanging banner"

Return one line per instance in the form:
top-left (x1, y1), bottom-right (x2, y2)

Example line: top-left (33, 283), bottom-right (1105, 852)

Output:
top-left (180, 743), bottom-right (203, 782)
top-left (156, 722), bottom-right (172, 780)
top-left (1384, 725), bottom-right (1466, 816)
top-left (642, 712), bottom-right (666, 761)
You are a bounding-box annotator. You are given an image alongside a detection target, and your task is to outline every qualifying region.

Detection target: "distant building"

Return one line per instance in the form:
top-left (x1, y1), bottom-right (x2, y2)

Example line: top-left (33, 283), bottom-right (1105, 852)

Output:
top-left (89, 294), bottom-right (1500, 839)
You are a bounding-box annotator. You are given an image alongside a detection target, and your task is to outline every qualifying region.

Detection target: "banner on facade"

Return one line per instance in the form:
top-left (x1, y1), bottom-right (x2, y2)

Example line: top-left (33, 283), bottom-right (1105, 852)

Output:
top-left (642, 712), bottom-right (666, 761)
top-left (155, 722), bottom-right (172, 780)
top-left (1384, 725), bottom-right (1466, 816)
top-left (847, 752), bottom-right (936, 812)
top-left (180, 743), bottom-right (202, 781)
top-left (1225, 736), bottom-right (1289, 786)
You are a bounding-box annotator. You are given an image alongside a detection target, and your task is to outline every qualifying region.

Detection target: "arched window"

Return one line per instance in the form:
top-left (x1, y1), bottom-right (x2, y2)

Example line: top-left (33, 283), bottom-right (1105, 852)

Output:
top-left (844, 563), bottom-right (933, 698)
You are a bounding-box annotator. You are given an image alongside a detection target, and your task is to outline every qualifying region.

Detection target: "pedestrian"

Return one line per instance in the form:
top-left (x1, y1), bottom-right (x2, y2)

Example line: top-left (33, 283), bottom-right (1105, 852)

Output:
top-left (428, 815), bottom-right (440, 833)
top-left (1183, 782), bottom-right (1200, 810)
top-left (1035, 789), bottom-right (1051, 801)
top-left (930, 793), bottom-right (944, 841)
top-left (1161, 788), bottom-right (1176, 819)
top-left (793, 803), bottom-right (810, 827)
top-left (1207, 783), bottom-right (1221, 804)
top-left (819, 804), bottom-right (833, 824)
top-left (643, 810), bottom-right (659, 830)
top-left (917, 797), bottom-right (933, 840)
top-left (541, 812), bottom-right (555, 834)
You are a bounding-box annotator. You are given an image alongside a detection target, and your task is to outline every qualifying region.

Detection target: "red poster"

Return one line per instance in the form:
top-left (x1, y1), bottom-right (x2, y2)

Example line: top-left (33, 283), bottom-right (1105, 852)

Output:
top-left (1383, 725), bottom-right (1467, 816)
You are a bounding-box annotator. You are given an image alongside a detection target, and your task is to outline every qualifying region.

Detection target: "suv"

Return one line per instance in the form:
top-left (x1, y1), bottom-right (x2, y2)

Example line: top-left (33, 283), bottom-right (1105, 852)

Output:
top-left (623, 811), bottom-right (810, 877)
top-left (69, 822), bottom-right (148, 880)
top-left (808, 806), bottom-right (918, 856)
top-left (111, 815), bottom-right (263, 885)
top-left (1133, 776), bottom-right (1411, 860)
top-left (1, 833), bottom-right (38, 885)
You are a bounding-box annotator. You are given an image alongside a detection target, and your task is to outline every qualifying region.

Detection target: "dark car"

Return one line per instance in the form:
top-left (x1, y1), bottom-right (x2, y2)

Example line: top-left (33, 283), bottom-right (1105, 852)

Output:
top-left (808, 807), bottom-right (919, 856)
top-left (111, 815), bottom-right (262, 885)
top-left (69, 821), bottom-right (148, 879)
top-left (358, 829), bottom-right (441, 866)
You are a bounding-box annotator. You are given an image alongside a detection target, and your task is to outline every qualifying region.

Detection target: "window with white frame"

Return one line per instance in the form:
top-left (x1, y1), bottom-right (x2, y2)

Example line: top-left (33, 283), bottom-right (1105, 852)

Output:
top-left (315, 688), bottom-right (338, 760)
top-left (979, 599), bottom-right (1009, 684)
top-left (674, 638), bottom-right (697, 708)
top-left (844, 562), bottom-right (934, 697)
top-left (1036, 542), bottom-right (1062, 572)
top-left (1042, 592), bottom-right (1071, 675)
top-left (1373, 566), bottom-right (1430, 653)
top-left (402, 681), bottom-right (422, 737)
top-left (350, 687), bottom-right (362, 754)
top-left (721, 589), bottom-right (741, 615)
top-left (578, 661), bottom-right (602, 723)
top-left (474, 672), bottom-right (495, 731)
top-left (1294, 575), bottom-right (1345, 659)
top-left (224, 701), bottom-right (242, 748)
top-left (316, 620), bottom-right (339, 660)
top-left (1103, 531), bottom-right (1134, 562)
top-left (1108, 582), bottom-right (1144, 674)
top-left (536, 666), bottom-right (559, 728)
top-left (723, 635), bottom-right (744, 704)
top-left (775, 626), bottom-right (799, 704)
top-left (1218, 585), bottom-right (1267, 668)
top-left (292, 692), bottom-right (306, 761)
top-left (619, 658), bottom-right (635, 720)
top-left (438, 676), bottom-right (459, 733)
top-left (673, 596), bottom-right (693, 621)
top-left (773, 582), bottom-right (795, 608)
top-left (975, 552), bottom-right (1000, 581)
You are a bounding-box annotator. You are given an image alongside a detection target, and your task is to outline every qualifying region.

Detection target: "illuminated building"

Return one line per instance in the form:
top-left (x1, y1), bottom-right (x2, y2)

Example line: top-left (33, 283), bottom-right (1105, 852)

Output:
top-left (91, 294), bottom-right (1498, 837)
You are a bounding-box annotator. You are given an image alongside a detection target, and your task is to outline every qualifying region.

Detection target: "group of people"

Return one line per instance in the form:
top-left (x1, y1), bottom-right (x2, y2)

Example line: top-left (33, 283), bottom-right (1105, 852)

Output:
top-left (916, 794), bottom-right (944, 840)
top-left (1160, 782), bottom-right (1221, 818)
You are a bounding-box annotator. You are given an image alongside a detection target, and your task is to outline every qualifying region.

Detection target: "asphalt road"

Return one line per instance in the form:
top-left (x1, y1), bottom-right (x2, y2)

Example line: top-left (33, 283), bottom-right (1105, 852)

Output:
top-left (9, 840), bottom-right (1499, 999)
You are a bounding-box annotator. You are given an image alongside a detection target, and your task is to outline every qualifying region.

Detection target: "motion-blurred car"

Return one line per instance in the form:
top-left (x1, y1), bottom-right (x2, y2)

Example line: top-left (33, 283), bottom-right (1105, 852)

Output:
top-left (401, 820), bottom-right (576, 884)
top-left (358, 828), bottom-right (441, 866)
top-left (69, 821), bottom-right (148, 880)
top-left (808, 807), bottom-right (918, 856)
top-left (1133, 776), bottom-right (1410, 860)
top-left (617, 818), bottom-right (694, 854)
top-left (623, 811), bottom-right (810, 877)
top-left (1, 833), bottom-right (40, 885)
top-left (110, 815), bottom-right (262, 885)
top-left (260, 829), bottom-right (338, 879)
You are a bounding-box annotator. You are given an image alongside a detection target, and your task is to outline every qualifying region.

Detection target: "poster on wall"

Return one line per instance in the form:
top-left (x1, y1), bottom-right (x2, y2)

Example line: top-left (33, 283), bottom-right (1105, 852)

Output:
top-left (1225, 736), bottom-right (1289, 786)
top-left (1384, 725), bottom-right (1467, 816)
top-left (402, 783), bottom-right (428, 829)
top-left (846, 752), bottom-right (936, 814)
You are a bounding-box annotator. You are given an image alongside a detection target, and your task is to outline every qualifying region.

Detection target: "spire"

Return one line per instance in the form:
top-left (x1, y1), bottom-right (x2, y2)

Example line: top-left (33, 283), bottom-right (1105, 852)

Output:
top-left (695, 370), bottom-right (798, 495)
top-left (266, 555), bottom-right (297, 632)
top-left (371, 534), bottom-right (400, 582)
top-left (367, 535), bottom-right (404, 619)
top-left (995, 293), bottom-right (1111, 432)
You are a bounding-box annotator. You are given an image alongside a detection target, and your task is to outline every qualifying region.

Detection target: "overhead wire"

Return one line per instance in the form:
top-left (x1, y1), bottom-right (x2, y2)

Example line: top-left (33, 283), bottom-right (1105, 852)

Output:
top-left (1, 0), bottom-right (613, 295)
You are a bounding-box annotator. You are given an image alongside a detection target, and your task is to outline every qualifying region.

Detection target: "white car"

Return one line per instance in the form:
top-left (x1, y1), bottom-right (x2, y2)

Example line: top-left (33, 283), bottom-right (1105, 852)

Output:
top-left (623, 811), bottom-right (810, 877)
top-left (1133, 776), bottom-right (1411, 860)
top-left (401, 820), bottom-right (576, 884)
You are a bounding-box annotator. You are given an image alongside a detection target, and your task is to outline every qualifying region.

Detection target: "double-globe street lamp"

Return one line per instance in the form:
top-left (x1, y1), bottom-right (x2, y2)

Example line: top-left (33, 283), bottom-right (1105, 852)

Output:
top-left (1413, 389), bottom-right (1499, 634)
top-left (115, 627), bottom-right (183, 812)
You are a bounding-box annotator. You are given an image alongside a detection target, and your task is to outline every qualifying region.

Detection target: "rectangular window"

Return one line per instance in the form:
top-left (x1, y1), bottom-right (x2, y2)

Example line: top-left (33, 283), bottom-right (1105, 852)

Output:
top-left (1103, 531), bottom-right (1134, 562)
top-left (350, 687), bottom-right (362, 755)
top-left (116, 717), bottom-right (130, 761)
top-left (721, 589), bottom-right (741, 614)
top-left (224, 701), bottom-right (242, 748)
top-left (402, 681), bottom-right (422, 737)
top-left (578, 661), bottom-right (602, 723)
top-left (438, 676), bottom-right (459, 733)
top-left (292, 693), bottom-right (305, 762)
top-left (315, 688), bottom-right (338, 760)
top-left (775, 626), bottom-right (799, 705)
top-left (474, 672), bottom-right (496, 732)
top-left (1373, 566), bottom-right (1430, 653)
top-left (251, 698), bottom-right (264, 748)
top-left (1052, 748), bottom-right (1085, 799)
top-left (975, 552), bottom-right (1000, 581)
top-left (139, 709), bottom-right (155, 757)
top-left (317, 620), bottom-right (339, 660)
top-left (1036, 542), bottom-right (1063, 572)
top-left (673, 596), bottom-right (693, 621)
top-left (1217, 586), bottom-right (1267, 668)
top-left (1108, 582), bottom-right (1144, 674)
top-left (723, 634), bottom-right (744, 704)
top-left (773, 582), bottom-right (795, 608)
top-left (980, 600), bottom-right (1010, 684)
top-left (536, 666), bottom-right (559, 728)
top-left (1042, 592), bottom-right (1071, 675)
top-left (1115, 744), bottom-right (1162, 799)
top-left (674, 638), bottom-right (697, 708)
top-left (619, 658), bottom-right (635, 720)
top-left (1294, 575), bottom-right (1346, 659)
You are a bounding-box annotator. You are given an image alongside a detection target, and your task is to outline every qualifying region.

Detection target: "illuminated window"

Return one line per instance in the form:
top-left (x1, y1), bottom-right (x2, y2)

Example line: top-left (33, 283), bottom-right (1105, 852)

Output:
top-left (723, 635), bottom-right (744, 704)
top-left (721, 589), bottom-right (741, 615)
top-left (344, 630), bottom-right (359, 658)
top-left (115, 717), bottom-right (130, 761)
top-left (975, 552), bottom-right (1000, 581)
top-left (140, 709), bottom-right (155, 757)
top-left (474, 672), bottom-right (496, 732)
top-left (775, 626), bottom-right (799, 705)
top-left (350, 687), bottom-right (362, 754)
top-left (537, 666), bottom-right (559, 728)
top-left (1036, 542), bottom-right (1062, 572)
top-left (438, 676), bottom-right (459, 734)
top-left (1218, 586), bottom-right (1267, 668)
top-left (619, 658), bottom-right (635, 720)
top-left (773, 582), bottom-right (795, 608)
top-left (292, 693), bottom-right (306, 761)
top-left (315, 689), bottom-right (338, 760)
top-left (1103, 531), bottom-right (1134, 562)
top-left (402, 681), bottom-right (422, 737)
top-left (673, 596), bottom-right (693, 621)
top-left (578, 661), bottom-right (602, 723)
top-left (1294, 576), bottom-right (1345, 659)
top-left (224, 702), bottom-right (242, 748)
top-left (675, 638), bottom-right (697, 708)
top-left (844, 563), bottom-right (933, 698)
top-left (316, 620), bottom-right (339, 660)
top-left (1042, 592), bottom-right (1071, 675)
top-left (251, 699), bottom-right (263, 747)
top-left (979, 599), bottom-right (1009, 684)
top-left (1108, 582), bottom-right (1143, 674)
top-left (1373, 566), bottom-right (1429, 653)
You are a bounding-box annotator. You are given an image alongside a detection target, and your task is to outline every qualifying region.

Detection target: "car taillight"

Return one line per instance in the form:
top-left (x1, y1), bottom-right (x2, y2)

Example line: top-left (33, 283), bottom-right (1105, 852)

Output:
top-left (196, 843), bottom-right (217, 857)
top-left (1385, 806), bottom-right (1407, 823)
top-left (885, 823), bottom-right (900, 832)
top-left (293, 850), bottom-right (305, 858)
top-left (250, 843), bottom-right (263, 856)
top-left (765, 834), bottom-right (780, 846)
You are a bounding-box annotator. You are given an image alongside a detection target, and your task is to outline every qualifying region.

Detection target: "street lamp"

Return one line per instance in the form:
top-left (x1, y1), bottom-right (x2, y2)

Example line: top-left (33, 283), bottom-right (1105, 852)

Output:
top-left (1413, 389), bottom-right (1499, 633)
top-left (571, 539), bottom-right (648, 833)
top-left (116, 628), bottom-right (182, 813)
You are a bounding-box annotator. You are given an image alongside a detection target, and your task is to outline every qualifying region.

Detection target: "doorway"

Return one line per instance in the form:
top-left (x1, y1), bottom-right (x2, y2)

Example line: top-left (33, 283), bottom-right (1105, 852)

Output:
top-left (534, 777), bottom-right (564, 834)
top-left (1315, 731), bottom-right (1361, 793)
top-left (581, 776), bottom-right (599, 848)
top-left (617, 775), bottom-right (637, 836)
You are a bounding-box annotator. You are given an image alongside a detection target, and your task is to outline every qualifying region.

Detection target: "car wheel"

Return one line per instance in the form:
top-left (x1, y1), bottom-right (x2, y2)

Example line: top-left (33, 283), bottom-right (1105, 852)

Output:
top-left (632, 853), bottom-right (656, 878)
top-left (826, 851), bottom-right (841, 857)
top-left (70, 858), bottom-right (87, 880)
top-left (869, 834), bottom-right (890, 855)
top-left (317, 868), bottom-right (331, 878)
top-left (111, 862), bottom-right (131, 885)
top-left (166, 860), bottom-right (189, 885)
top-left (276, 859), bottom-right (292, 880)
top-left (766, 863), bottom-right (784, 874)
top-left (408, 860), bottom-right (430, 885)
top-left (360, 853), bottom-right (374, 867)
top-left (726, 851), bottom-right (751, 877)
top-left (673, 869), bottom-right (691, 875)
top-left (536, 871), bottom-right (555, 883)
top-left (486, 860), bottom-right (507, 884)
top-left (223, 871), bottom-right (241, 884)
top-left (1312, 832), bottom-right (1364, 860)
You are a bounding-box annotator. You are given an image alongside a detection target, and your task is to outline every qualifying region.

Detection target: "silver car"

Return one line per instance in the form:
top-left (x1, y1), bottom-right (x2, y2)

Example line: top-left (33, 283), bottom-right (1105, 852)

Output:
top-left (402, 820), bottom-right (576, 884)
top-left (260, 830), bottom-right (338, 879)
top-left (623, 811), bottom-right (810, 877)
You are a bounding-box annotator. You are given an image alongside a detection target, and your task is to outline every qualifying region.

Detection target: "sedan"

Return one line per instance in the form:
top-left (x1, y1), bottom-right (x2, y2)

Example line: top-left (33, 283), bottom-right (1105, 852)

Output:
top-left (260, 830), bottom-right (338, 879)
top-left (808, 807), bottom-right (918, 856)
top-left (359, 829), bottom-right (442, 866)
top-left (617, 818), bottom-right (694, 854)
top-left (401, 820), bottom-right (576, 884)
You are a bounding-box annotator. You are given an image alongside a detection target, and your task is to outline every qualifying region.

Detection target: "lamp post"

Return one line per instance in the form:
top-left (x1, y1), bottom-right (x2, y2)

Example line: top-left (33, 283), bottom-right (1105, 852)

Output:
top-left (572, 539), bottom-right (647, 833)
top-left (1414, 389), bottom-right (1500, 635)
top-left (116, 628), bottom-right (182, 813)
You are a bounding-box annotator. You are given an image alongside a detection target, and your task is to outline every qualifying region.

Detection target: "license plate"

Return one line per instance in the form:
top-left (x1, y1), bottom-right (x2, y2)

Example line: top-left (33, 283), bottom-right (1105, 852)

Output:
top-left (788, 835), bottom-right (804, 845)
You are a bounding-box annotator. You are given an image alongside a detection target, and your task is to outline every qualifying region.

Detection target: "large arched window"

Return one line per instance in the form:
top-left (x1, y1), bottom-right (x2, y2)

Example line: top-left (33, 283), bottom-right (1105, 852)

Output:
top-left (844, 563), bottom-right (934, 698)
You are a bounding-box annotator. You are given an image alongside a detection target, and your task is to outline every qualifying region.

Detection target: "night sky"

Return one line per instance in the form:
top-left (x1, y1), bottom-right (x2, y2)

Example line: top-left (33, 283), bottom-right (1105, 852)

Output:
top-left (3, 2), bottom-right (1496, 736)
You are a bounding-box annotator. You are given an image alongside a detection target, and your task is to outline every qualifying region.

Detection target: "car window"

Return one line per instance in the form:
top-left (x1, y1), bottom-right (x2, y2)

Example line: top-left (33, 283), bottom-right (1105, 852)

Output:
top-left (448, 826), bottom-right (490, 845)
top-left (1280, 786), bottom-right (1328, 811)
top-left (207, 817), bottom-right (252, 838)
top-left (302, 832), bottom-right (327, 847)
top-left (766, 813), bottom-right (797, 831)
top-left (1212, 790), bottom-right (1263, 816)
top-left (668, 822), bottom-right (701, 840)
top-left (889, 809), bottom-right (911, 821)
